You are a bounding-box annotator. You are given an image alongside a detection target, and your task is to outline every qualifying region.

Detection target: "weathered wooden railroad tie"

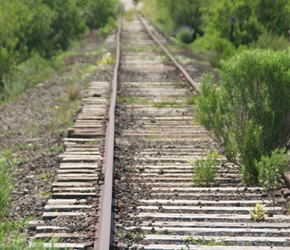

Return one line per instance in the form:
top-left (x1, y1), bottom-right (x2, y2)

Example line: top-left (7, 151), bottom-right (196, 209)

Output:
top-left (113, 15), bottom-right (290, 250)
top-left (29, 81), bottom-right (110, 249)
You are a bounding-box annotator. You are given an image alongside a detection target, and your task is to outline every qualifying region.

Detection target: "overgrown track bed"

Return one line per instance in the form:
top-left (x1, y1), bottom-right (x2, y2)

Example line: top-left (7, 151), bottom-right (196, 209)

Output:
top-left (29, 80), bottom-right (111, 249)
top-left (113, 15), bottom-right (290, 250)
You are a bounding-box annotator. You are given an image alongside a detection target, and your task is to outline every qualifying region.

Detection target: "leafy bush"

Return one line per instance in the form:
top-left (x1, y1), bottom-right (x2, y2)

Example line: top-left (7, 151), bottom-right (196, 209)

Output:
top-left (256, 148), bottom-right (290, 190)
top-left (251, 31), bottom-right (290, 51)
top-left (84, 0), bottom-right (118, 31)
top-left (208, 38), bottom-right (236, 67)
top-left (188, 149), bottom-right (219, 186)
top-left (176, 26), bottom-right (194, 44)
top-left (195, 49), bottom-right (290, 185)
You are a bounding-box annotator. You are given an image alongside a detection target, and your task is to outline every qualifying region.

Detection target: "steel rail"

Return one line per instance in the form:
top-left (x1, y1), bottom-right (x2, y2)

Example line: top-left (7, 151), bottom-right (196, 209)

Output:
top-left (137, 13), bottom-right (200, 93)
top-left (138, 13), bottom-right (290, 190)
top-left (96, 17), bottom-right (122, 250)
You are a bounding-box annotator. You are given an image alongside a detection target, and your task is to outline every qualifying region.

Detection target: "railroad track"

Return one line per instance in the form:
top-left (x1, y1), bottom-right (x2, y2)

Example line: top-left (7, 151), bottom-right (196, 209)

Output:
top-left (29, 79), bottom-right (111, 249)
top-left (112, 14), bottom-right (290, 250)
top-left (28, 12), bottom-right (290, 250)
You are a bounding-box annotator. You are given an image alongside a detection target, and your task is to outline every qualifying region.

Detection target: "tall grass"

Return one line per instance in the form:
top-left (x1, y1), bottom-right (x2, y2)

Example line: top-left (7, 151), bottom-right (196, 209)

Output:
top-left (0, 151), bottom-right (14, 221)
top-left (1, 54), bottom-right (64, 102)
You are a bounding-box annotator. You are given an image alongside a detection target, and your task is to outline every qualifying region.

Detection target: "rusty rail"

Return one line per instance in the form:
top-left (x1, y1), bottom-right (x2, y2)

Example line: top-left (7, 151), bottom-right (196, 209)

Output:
top-left (138, 13), bottom-right (290, 190)
top-left (96, 17), bottom-right (122, 250)
top-left (137, 13), bottom-right (200, 93)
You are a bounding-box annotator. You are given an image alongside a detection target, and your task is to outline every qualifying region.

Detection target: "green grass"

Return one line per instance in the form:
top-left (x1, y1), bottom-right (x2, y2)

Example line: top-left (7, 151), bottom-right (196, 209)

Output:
top-left (0, 151), bottom-right (15, 221)
top-left (187, 94), bottom-right (196, 105)
top-left (117, 96), bottom-right (139, 104)
top-left (40, 172), bottom-right (52, 180)
top-left (188, 149), bottom-right (219, 186)
top-left (50, 97), bottom-right (80, 135)
top-left (123, 11), bottom-right (134, 22)
top-left (184, 236), bottom-right (226, 246)
top-left (153, 101), bottom-right (184, 108)
top-left (38, 145), bottom-right (63, 154)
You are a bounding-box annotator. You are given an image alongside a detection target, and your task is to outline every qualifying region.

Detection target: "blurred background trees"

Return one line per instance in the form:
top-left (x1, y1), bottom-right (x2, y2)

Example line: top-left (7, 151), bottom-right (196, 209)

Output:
top-left (0, 0), bottom-right (118, 99)
top-left (141, 0), bottom-right (290, 56)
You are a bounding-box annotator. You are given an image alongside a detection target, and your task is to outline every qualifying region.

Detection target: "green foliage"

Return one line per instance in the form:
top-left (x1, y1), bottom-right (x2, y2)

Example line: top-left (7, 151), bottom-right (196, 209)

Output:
top-left (123, 11), bottom-right (135, 22)
top-left (153, 101), bottom-right (183, 108)
top-left (142, 0), bottom-right (289, 60)
top-left (188, 149), bottom-right (219, 186)
top-left (0, 0), bottom-right (118, 100)
top-left (195, 49), bottom-right (290, 185)
top-left (255, 0), bottom-right (290, 36)
top-left (1, 53), bottom-right (62, 101)
top-left (176, 26), bottom-right (195, 44)
top-left (184, 236), bottom-right (225, 246)
top-left (97, 52), bottom-right (115, 65)
top-left (42, 0), bottom-right (86, 52)
top-left (0, 151), bottom-right (15, 221)
top-left (251, 31), bottom-right (290, 51)
top-left (210, 37), bottom-right (235, 66)
top-left (117, 96), bottom-right (138, 104)
top-left (0, 0), bottom-right (54, 78)
top-left (256, 148), bottom-right (290, 190)
top-left (249, 203), bottom-right (268, 221)
top-left (67, 83), bottom-right (81, 101)
top-left (142, 0), bottom-right (203, 38)
top-left (209, 0), bottom-right (263, 47)
top-left (84, 0), bottom-right (118, 31)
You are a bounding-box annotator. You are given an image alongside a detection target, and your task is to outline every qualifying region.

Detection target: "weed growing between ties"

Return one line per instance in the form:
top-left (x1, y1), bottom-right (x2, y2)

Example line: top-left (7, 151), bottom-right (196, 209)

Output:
top-left (249, 203), bottom-right (268, 221)
top-left (123, 10), bottom-right (134, 22)
top-left (195, 50), bottom-right (290, 186)
top-left (153, 101), bottom-right (184, 108)
top-left (188, 149), bottom-right (219, 186)
top-left (116, 96), bottom-right (139, 104)
top-left (184, 236), bottom-right (225, 246)
top-left (97, 52), bottom-right (115, 65)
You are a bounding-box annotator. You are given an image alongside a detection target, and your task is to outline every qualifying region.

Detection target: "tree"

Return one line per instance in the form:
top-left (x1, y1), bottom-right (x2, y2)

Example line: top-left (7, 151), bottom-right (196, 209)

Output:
top-left (256, 0), bottom-right (290, 36)
top-left (42, 0), bottom-right (86, 52)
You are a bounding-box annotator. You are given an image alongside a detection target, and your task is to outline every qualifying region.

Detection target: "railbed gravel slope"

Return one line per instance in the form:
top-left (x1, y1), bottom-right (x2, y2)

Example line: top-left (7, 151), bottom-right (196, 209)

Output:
top-left (0, 31), bottom-right (114, 243)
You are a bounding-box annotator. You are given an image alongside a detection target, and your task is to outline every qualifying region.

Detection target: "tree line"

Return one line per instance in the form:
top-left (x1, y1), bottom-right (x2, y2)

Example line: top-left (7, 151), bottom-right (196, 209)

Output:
top-left (0, 0), bottom-right (118, 86)
top-left (142, 0), bottom-right (290, 48)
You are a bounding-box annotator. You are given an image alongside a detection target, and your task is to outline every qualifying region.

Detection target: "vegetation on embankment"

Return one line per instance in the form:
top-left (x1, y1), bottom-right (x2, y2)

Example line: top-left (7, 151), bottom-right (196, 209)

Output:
top-left (140, 0), bottom-right (290, 187)
top-left (140, 0), bottom-right (290, 64)
top-left (195, 50), bottom-right (290, 187)
top-left (0, 0), bottom-right (119, 102)
top-left (1, 1), bottom-right (118, 248)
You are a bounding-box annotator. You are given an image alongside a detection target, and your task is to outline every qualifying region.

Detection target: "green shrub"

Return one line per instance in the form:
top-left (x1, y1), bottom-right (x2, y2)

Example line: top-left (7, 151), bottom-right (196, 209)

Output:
top-left (251, 31), bottom-right (290, 51)
top-left (207, 37), bottom-right (235, 67)
top-left (1, 53), bottom-right (61, 101)
top-left (0, 151), bottom-right (15, 221)
top-left (192, 33), bottom-right (236, 68)
top-left (188, 149), bottom-right (219, 186)
top-left (100, 17), bottom-right (118, 36)
top-left (195, 49), bottom-right (290, 185)
top-left (176, 26), bottom-right (194, 44)
top-left (256, 148), bottom-right (290, 190)
top-left (84, 0), bottom-right (118, 31)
